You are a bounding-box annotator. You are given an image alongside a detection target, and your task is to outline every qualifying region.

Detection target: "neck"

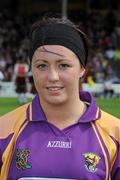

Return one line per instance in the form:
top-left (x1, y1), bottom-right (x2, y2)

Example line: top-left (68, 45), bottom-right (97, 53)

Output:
top-left (39, 97), bottom-right (87, 129)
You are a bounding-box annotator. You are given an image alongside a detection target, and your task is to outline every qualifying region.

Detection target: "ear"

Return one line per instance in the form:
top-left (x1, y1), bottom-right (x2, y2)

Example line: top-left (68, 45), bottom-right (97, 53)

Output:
top-left (79, 67), bottom-right (85, 78)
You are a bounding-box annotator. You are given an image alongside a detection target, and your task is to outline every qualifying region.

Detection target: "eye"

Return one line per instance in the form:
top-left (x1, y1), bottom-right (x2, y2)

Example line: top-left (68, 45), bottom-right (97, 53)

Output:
top-left (59, 64), bottom-right (71, 70)
top-left (37, 64), bottom-right (47, 70)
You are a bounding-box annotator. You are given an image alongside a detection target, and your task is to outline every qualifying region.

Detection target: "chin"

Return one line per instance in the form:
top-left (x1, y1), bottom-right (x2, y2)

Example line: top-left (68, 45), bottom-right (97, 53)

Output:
top-left (46, 98), bottom-right (67, 106)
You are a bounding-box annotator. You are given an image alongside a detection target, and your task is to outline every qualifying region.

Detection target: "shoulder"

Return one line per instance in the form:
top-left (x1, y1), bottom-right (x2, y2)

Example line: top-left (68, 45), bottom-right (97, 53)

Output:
top-left (96, 110), bottom-right (120, 142)
top-left (98, 110), bottom-right (120, 126)
top-left (0, 103), bottom-right (30, 139)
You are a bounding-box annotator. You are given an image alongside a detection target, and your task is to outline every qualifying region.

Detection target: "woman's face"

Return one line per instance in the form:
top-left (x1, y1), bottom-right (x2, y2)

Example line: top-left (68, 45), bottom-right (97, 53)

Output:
top-left (31, 45), bottom-right (85, 106)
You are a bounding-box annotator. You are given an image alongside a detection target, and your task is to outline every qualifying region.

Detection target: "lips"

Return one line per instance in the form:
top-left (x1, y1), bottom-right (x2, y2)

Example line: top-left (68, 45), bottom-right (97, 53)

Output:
top-left (46, 87), bottom-right (64, 91)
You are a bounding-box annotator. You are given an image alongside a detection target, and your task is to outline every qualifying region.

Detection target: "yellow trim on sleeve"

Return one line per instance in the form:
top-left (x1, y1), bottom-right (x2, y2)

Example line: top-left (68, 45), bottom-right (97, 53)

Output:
top-left (95, 107), bottom-right (100, 119)
top-left (95, 110), bottom-right (120, 172)
top-left (91, 122), bottom-right (109, 180)
top-left (0, 103), bottom-right (30, 180)
top-left (95, 120), bottom-right (117, 171)
top-left (97, 111), bottom-right (120, 143)
top-left (29, 104), bottom-right (32, 121)
top-left (0, 103), bottom-right (30, 139)
top-left (0, 118), bottom-right (28, 180)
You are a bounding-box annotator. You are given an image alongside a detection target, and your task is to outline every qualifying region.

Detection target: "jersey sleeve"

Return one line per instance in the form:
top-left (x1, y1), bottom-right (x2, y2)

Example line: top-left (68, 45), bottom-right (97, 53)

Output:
top-left (111, 142), bottom-right (120, 179)
top-left (0, 134), bottom-right (13, 169)
top-left (96, 110), bottom-right (120, 178)
top-left (0, 103), bottom-right (29, 173)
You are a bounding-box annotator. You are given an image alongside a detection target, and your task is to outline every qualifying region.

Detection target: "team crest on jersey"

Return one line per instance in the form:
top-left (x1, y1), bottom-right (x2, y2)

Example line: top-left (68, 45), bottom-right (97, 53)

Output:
top-left (83, 152), bottom-right (100, 173)
top-left (15, 149), bottom-right (32, 170)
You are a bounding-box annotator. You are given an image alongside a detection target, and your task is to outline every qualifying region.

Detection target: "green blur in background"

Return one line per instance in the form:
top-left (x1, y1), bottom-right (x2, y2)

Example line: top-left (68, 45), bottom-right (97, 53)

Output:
top-left (0, 97), bottom-right (120, 118)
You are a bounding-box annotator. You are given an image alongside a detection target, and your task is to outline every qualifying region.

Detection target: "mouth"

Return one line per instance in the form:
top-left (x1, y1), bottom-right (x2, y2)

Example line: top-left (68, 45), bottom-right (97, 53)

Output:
top-left (46, 87), bottom-right (64, 91)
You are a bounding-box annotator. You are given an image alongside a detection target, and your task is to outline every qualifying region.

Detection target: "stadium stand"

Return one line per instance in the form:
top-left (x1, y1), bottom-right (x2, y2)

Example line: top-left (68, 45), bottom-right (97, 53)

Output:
top-left (0, 6), bottom-right (120, 97)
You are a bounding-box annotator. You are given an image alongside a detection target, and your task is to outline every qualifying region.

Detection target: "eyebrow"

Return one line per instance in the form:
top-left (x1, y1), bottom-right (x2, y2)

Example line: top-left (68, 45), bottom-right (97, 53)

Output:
top-left (34, 58), bottom-right (70, 64)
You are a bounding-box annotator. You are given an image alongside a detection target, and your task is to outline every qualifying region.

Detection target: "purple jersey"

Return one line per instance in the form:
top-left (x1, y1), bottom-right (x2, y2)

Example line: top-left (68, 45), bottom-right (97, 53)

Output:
top-left (0, 91), bottom-right (120, 179)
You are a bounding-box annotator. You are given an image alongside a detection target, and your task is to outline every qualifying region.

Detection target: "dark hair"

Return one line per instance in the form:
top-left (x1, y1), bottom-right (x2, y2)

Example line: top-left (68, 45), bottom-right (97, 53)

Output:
top-left (29, 16), bottom-right (91, 67)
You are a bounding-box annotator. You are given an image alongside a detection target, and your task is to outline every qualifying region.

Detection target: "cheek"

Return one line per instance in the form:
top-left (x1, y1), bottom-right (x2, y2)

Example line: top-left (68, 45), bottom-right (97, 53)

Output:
top-left (32, 71), bottom-right (47, 87)
top-left (60, 71), bottom-right (80, 84)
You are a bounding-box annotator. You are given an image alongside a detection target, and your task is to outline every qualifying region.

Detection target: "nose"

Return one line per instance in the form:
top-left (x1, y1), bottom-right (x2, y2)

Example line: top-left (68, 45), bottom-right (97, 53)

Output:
top-left (48, 68), bottom-right (59, 82)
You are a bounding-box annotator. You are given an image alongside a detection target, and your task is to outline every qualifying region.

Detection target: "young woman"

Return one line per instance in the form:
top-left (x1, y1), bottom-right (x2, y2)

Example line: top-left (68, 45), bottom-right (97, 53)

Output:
top-left (0, 16), bottom-right (120, 180)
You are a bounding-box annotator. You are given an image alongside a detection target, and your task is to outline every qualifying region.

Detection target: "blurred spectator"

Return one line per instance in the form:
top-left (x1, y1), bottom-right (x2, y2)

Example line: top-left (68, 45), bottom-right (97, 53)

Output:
top-left (115, 21), bottom-right (120, 47)
top-left (87, 75), bottom-right (95, 87)
top-left (113, 49), bottom-right (120, 60)
top-left (105, 47), bottom-right (115, 60)
top-left (13, 56), bottom-right (29, 105)
top-left (0, 51), bottom-right (6, 72)
top-left (111, 72), bottom-right (120, 83)
top-left (0, 67), bottom-right (4, 92)
top-left (0, 8), bottom-right (119, 96)
top-left (103, 74), bottom-right (114, 99)
top-left (27, 70), bottom-right (36, 95)
top-left (0, 68), bottom-right (4, 81)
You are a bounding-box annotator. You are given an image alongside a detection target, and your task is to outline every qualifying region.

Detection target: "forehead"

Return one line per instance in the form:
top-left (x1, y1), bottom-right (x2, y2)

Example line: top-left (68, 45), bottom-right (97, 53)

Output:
top-left (34, 45), bottom-right (77, 58)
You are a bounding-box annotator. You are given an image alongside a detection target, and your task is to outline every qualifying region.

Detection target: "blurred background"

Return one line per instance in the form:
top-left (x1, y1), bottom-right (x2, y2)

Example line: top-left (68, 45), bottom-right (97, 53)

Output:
top-left (0, 0), bottom-right (120, 117)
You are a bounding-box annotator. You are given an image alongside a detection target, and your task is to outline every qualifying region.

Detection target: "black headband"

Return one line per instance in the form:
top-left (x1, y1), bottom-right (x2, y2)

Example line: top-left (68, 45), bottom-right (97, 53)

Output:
top-left (29, 23), bottom-right (87, 67)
